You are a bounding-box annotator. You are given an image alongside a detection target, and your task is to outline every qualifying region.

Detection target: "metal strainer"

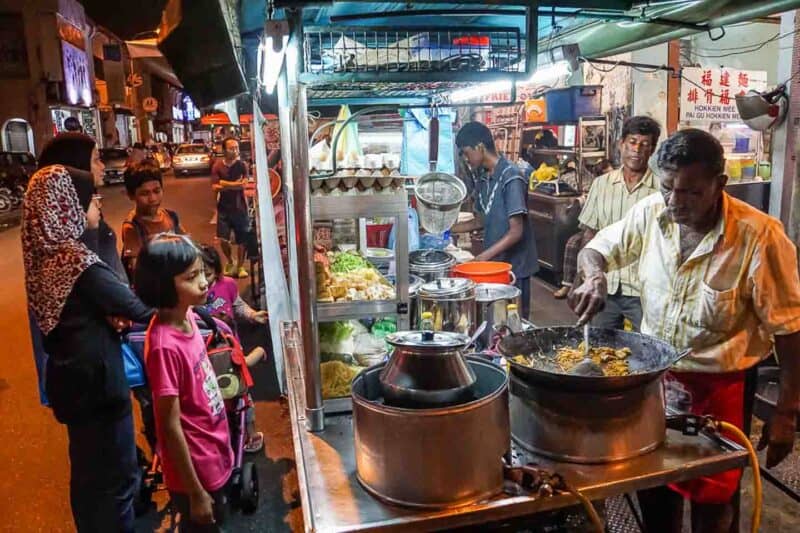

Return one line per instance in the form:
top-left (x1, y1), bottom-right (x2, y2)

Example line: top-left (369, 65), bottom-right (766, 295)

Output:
top-left (415, 172), bottom-right (467, 234)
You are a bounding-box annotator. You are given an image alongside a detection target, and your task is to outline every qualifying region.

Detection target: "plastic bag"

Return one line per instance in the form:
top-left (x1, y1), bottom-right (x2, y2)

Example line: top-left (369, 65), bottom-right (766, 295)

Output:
top-left (332, 105), bottom-right (363, 165)
top-left (400, 108), bottom-right (456, 176)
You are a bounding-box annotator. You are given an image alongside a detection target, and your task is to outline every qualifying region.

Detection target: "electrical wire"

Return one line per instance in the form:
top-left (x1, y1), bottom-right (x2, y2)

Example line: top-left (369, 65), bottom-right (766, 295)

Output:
top-left (716, 421), bottom-right (762, 533)
top-left (688, 27), bottom-right (800, 58)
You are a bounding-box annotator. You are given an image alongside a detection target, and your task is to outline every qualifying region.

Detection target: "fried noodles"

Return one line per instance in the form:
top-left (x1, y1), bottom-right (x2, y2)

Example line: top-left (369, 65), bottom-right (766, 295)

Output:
top-left (514, 343), bottom-right (633, 377)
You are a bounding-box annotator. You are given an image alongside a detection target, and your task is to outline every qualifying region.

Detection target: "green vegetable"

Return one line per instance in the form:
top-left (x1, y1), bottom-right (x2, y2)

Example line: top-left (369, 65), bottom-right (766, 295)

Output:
top-left (319, 321), bottom-right (354, 344)
top-left (330, 252), bottom-right (370, 273)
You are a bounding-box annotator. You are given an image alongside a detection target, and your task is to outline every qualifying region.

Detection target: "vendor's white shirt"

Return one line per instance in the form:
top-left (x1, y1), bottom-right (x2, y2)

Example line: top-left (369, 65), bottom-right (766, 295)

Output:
top-left (586, 192), bottom-right (800, 372)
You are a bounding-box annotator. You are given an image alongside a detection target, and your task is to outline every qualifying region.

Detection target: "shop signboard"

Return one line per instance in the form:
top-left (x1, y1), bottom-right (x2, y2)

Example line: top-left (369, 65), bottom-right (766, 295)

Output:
top-left (680, 67), bottom-right (767, 122)
top-left (62, 40), bottom-right (92, 106)
top-left (142, 97), bottom-right (159, 113)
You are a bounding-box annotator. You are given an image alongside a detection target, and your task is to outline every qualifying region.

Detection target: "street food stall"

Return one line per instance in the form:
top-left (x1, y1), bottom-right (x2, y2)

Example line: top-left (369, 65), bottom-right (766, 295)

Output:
top-left (263, 3), bottom-right (758, 532)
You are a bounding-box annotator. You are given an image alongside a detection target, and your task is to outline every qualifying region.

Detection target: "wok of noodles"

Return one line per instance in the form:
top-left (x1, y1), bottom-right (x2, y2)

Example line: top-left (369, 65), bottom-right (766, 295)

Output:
top-left (513, 343), bottom-right (633, 377)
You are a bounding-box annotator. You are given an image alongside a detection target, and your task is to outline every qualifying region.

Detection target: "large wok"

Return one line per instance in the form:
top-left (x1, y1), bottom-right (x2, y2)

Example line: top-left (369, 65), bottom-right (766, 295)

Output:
top-left (498, 326), bottom-right (687, 393)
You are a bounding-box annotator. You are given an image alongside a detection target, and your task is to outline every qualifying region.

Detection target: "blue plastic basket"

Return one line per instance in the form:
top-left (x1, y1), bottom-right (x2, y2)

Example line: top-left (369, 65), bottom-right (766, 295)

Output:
top-left (545, 86), bottom-right (603, 123)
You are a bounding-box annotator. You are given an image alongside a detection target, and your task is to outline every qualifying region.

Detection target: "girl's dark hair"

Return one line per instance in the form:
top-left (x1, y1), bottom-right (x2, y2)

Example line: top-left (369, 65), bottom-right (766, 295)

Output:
top-left (199, 243), bottom-right (222, 276)
top-left (134, 234), bottom-right (200, 309)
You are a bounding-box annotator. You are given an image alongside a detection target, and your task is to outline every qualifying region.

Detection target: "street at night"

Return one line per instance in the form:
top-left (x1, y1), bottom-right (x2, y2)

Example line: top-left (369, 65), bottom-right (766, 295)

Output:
top-left (0, 172), bottom-right (301, 532)
top-left (6, 1), bottom-right (800, 532)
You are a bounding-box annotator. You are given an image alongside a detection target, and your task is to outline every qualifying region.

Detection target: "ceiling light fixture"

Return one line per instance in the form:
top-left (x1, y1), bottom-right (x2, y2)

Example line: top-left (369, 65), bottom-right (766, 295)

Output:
top-left (259, 19), bottom-right (290, 95)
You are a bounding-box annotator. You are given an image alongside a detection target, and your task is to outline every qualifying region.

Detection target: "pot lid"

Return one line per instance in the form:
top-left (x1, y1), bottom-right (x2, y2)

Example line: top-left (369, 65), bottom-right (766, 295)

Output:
top-left (387, 330), bottom-right (470, 349)
top-left (475, 283), bottom-right (522, 302)
top-left (386, 274), bottom-right (425, 295)
top-left (418, 277), bottom-right (475, 297)
top-left (409, 249), bottom-right (456, 269)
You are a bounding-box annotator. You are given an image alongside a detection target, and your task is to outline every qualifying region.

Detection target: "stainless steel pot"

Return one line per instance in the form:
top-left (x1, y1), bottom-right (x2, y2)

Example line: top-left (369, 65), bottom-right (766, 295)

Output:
top-left (474, 283), bottom-right (521, 351)
top-left (387, 274), bottom-right (425, 329)
top-left (409, 249), bottom-right (456, 282)
top-left (417, 277), bottom-right (476, 335)
top-left (380, 330), bottom-right (475, 408)
top-left (353, 358), bottom-right (509, 508)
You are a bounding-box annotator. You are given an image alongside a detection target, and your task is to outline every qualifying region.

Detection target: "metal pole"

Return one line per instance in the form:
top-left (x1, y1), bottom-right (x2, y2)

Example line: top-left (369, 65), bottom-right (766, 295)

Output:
top-left (286, 9), bottom-right (324, 432)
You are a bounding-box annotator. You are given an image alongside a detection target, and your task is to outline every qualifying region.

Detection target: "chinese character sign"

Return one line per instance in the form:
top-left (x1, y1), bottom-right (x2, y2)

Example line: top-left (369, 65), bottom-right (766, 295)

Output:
top-left (680, 67), bottom-right (767, 122)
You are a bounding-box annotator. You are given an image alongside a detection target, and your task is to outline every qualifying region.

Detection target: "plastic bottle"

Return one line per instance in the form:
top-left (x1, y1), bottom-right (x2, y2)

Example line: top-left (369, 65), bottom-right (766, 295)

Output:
top-left (420, 311), bottom-right (434, 331)
top-left (506, 304), bottom-right (522, 334)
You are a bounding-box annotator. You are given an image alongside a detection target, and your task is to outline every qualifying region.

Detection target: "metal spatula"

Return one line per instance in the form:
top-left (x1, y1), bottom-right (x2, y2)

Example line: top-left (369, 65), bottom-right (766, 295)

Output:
top-left (568, 323), bottom-right (605, 377)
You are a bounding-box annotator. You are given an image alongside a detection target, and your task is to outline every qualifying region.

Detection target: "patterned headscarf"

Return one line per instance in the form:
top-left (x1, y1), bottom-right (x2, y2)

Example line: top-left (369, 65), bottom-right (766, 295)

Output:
top-left (22, 165), bottom-right (100, 334)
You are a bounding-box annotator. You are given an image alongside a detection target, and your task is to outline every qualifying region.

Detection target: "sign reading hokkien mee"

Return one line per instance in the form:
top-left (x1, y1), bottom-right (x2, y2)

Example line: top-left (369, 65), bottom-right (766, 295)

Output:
top-left (680, 67), bottom-right (768, 122)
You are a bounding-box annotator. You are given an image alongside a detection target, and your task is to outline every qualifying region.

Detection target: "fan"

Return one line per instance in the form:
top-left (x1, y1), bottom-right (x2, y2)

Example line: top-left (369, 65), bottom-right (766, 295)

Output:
top-left (735, 87), bottom-right (788, 131)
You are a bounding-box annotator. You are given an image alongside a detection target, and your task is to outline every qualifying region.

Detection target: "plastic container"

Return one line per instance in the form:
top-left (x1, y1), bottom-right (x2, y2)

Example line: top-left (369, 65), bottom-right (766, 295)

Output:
top-left (741, 159), bottom-right (757, 180)
top-left (452, 262), bottom-right (513, 284)
top-left (734, 136), bottom-right (750, 153)
top-left (544, 86), bottom-right (602, 123)
top-left (366, 223), bottom-right (393, 248)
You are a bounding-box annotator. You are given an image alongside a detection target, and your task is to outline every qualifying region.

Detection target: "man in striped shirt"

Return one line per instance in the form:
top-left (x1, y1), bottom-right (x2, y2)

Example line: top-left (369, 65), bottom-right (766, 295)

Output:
top-left (575, 116), bottom-right (661, 330)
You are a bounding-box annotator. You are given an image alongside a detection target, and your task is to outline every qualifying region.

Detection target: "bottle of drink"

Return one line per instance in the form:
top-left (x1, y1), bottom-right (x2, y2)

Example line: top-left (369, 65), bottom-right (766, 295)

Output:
top-left (420, 311), bottom-right (434, 331)
top-left (506, 304), bottom-right (522, 334)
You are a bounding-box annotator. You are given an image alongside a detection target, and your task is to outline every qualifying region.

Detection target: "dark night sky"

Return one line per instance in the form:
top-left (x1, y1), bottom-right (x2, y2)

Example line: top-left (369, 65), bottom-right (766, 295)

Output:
top-left (80, 0), bottom-right (168, 40)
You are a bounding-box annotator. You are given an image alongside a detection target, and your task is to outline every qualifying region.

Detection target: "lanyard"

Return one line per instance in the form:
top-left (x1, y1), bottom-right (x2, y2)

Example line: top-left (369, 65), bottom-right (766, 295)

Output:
top-left (478, 165), bottom-right (513, 216)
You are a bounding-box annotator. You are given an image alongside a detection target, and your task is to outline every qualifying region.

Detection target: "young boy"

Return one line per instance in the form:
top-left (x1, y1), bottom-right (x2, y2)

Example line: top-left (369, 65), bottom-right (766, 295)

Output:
top-left (452, 121), bottom-right (538, 319)
top-left (121, 161), bottom-right (186, 281)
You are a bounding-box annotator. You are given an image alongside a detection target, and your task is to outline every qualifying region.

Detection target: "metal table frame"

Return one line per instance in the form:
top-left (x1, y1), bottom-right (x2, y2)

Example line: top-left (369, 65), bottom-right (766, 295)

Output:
top-left (282, 325), bottom-right (749, 533)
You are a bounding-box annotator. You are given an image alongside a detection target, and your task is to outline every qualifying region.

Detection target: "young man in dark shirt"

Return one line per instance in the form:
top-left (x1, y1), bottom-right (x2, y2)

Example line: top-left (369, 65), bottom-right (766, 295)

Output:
top-left (211, 137), bottom-right (250, 278)
top-left (453, 122), bottom-right (538, 319)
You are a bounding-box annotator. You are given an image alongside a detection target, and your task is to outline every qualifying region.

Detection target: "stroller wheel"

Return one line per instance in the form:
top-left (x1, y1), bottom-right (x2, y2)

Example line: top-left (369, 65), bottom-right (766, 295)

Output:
top-left (240, 462), bottom-right (259, 514)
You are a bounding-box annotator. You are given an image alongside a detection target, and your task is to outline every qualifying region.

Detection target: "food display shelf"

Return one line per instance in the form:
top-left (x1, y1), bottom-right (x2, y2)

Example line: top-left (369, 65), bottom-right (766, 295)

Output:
top-left (316, 300), bottom-right (402, 322)
top-left (282, 334), bottom-right (749, 533)
top-left (312, 191), bottom-right (409, 220)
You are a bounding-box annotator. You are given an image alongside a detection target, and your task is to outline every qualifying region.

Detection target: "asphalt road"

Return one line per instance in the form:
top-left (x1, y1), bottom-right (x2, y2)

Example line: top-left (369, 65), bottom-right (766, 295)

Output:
top-left (0, 171), bottom-right (301, 532)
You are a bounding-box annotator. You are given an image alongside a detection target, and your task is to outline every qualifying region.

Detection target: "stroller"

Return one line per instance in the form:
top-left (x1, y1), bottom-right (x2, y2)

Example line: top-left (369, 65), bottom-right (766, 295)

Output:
top-left (123, 308), bottom-right (260, 515)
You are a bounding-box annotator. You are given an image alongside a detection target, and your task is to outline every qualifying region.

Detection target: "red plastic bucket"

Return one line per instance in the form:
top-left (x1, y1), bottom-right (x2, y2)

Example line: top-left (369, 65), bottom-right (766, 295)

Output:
top-left (452, 261), bottom-right (514, 284)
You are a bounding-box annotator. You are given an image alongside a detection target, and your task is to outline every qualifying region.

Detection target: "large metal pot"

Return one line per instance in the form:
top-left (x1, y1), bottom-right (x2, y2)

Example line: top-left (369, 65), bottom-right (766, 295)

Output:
top-left (387, 274), bottom-right (425, 328)
top-left (380, 330), bottom-right (475, 408)
top-left (499, 327), bottom-right (684, 463)
top-left (409, 249), bottom-right (456, 282)
top-left (474, 283), bottom-right (521, 351)
top-left (353, 358), bottom-right (509, 508)
top-left (417, 277), bottom-right (477, 335)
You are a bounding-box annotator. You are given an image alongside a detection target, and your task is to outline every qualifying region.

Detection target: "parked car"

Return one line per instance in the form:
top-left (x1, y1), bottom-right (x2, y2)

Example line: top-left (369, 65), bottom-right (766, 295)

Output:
top-left (172, 143), bottom-right (212, 175)
top-left (100, 148), bottom-right (129, 185)
top-left (0, 151), bottom-right (35, 214)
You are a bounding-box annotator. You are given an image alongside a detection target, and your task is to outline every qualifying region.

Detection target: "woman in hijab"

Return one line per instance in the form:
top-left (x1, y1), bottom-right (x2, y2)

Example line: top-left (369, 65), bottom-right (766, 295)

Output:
top-left (23, 133), bottom-right (153, 532)
top-left (37, 132), bottom-right (128, 280)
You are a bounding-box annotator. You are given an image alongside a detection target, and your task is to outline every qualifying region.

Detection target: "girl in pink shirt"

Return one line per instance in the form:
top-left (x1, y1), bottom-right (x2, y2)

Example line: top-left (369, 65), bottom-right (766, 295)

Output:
top-left (135, 234), bottom-right (233, 530)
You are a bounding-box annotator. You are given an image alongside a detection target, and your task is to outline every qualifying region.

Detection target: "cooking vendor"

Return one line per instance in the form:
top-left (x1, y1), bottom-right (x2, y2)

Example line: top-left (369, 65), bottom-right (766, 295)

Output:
top-left (452, 121), bottom-right (538, 319)
top-left (569, 129), bottom-right (800, 533)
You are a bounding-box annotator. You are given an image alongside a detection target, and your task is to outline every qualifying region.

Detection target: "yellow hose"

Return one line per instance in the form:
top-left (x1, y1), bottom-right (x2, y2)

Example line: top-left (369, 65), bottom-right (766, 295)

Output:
top-left (562, 481), bottom-right (604, 533)
top-left (718, 421), bottom-right (762, 533)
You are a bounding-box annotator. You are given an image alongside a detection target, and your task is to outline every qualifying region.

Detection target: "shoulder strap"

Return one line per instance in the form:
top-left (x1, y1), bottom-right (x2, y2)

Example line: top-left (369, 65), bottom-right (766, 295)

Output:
top-left (165, 209), bottom-right (182, 234)
top-left (192, 306), bottom-right (218, 334)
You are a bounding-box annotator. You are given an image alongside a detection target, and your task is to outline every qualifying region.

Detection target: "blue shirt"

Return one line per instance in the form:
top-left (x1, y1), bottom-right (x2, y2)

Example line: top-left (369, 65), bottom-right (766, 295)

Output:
top-left (474, 157), bottom-right (538, 279)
